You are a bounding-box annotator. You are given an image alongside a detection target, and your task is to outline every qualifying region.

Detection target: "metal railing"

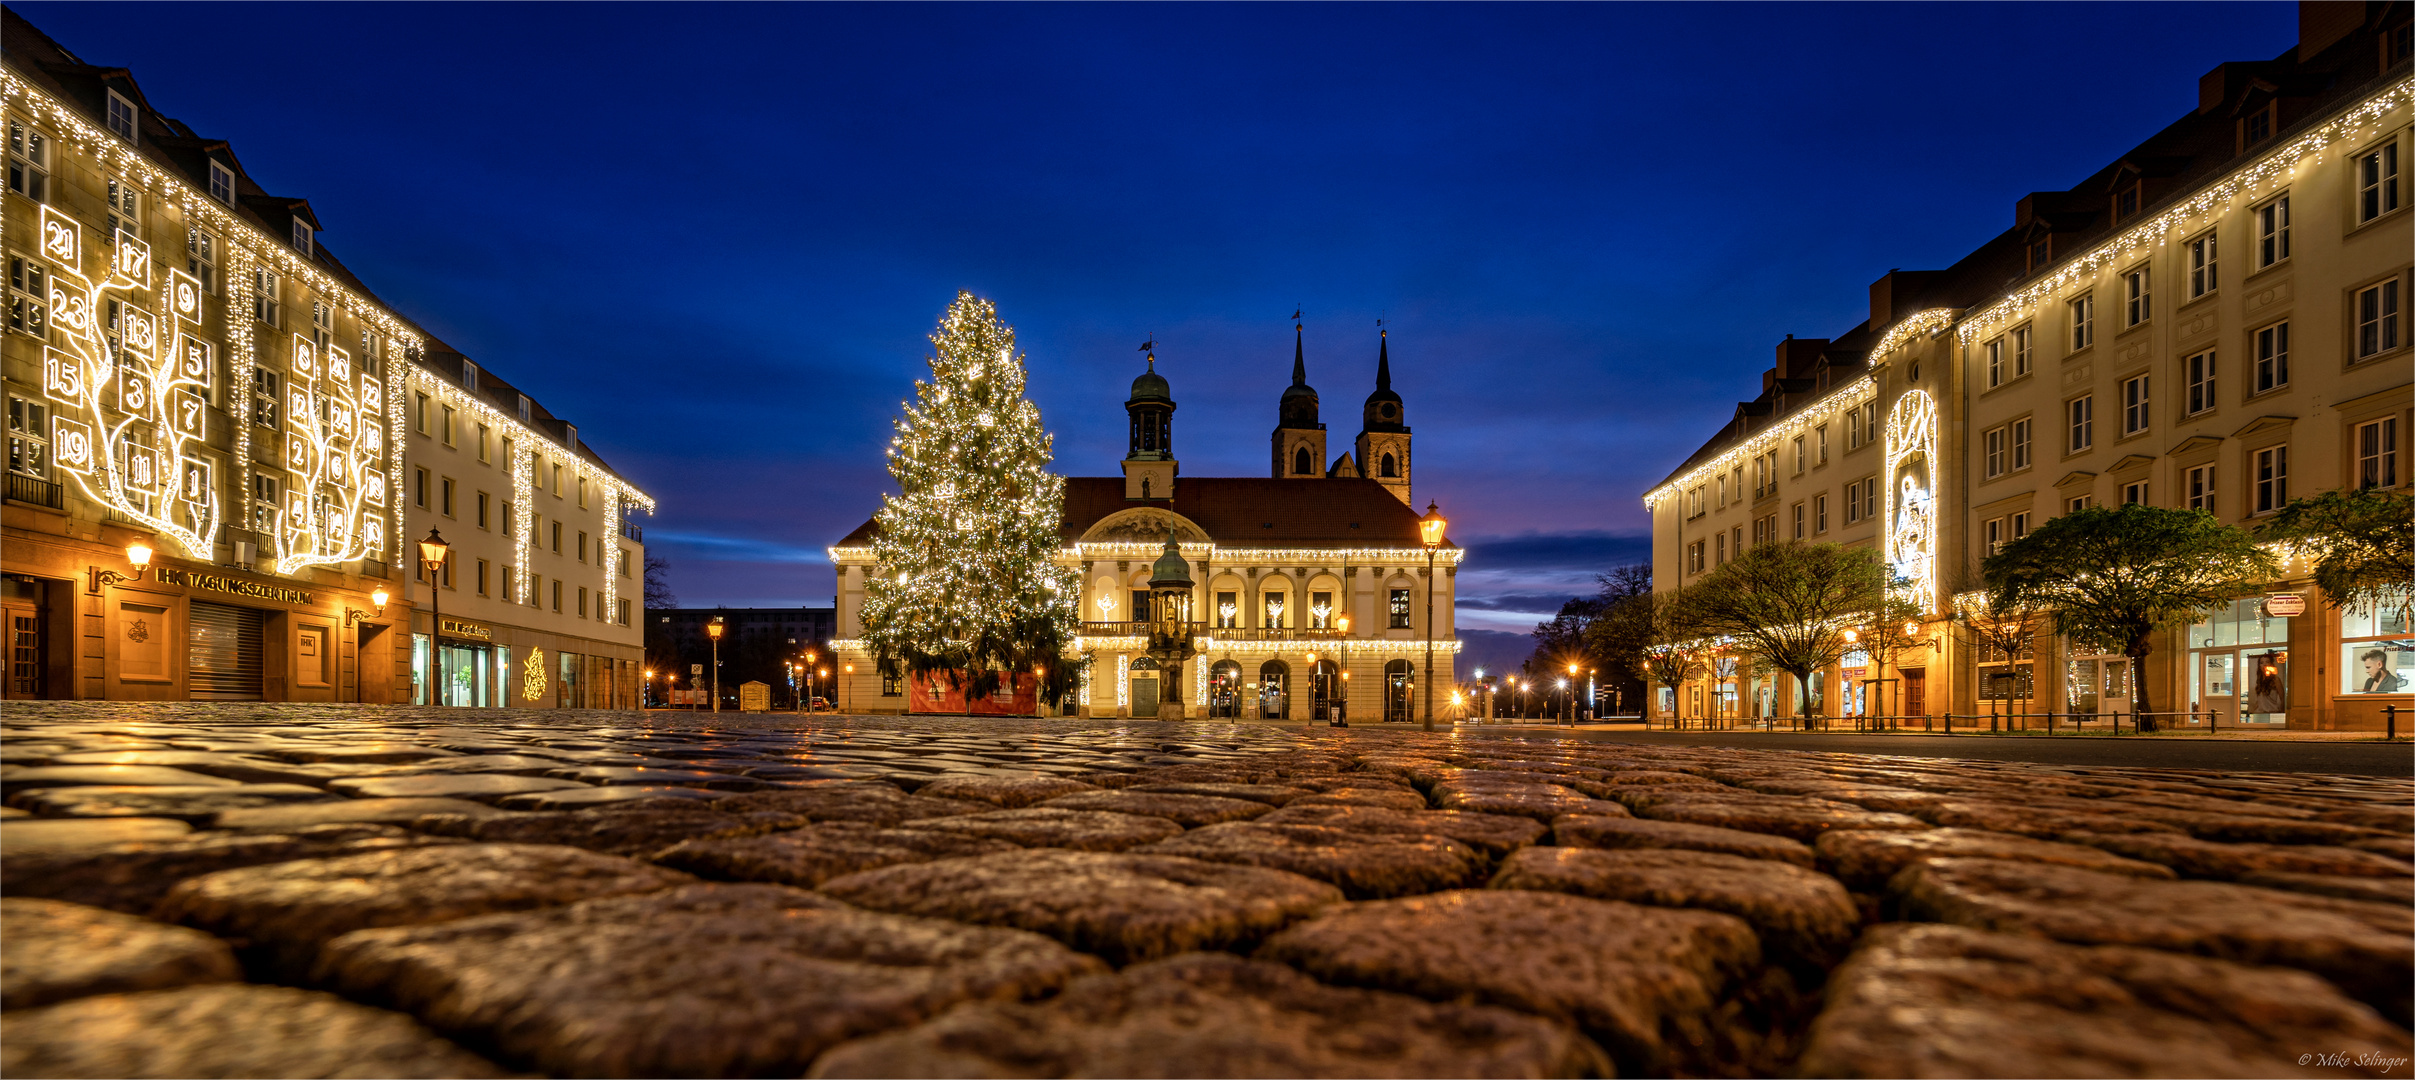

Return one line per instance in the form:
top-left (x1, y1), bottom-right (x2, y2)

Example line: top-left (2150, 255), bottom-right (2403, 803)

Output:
top-left (5, 472), bottom-right (61, 509)
top-left (621, 521), bottom-right (644, 542)
top-left (1645, 710), bottom-right (2264, 735)
top-left (1198, 625), bottom-right (1350, 642)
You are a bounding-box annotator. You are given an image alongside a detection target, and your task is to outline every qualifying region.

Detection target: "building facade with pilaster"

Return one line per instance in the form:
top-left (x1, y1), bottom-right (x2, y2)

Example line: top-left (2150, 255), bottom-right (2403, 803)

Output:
top-left (1646, 2), bottom-right (2412, 731)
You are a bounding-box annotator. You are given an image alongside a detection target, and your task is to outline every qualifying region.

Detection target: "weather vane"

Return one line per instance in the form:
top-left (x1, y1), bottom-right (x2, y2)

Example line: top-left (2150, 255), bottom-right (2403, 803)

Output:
top-left (1292, 306), bottom-right (1303, 331)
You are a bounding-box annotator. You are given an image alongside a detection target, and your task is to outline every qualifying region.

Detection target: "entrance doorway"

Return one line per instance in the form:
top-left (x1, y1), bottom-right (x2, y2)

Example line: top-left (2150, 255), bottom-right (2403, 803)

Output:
top-left (1258, 659), bottom-right (1289, 720)
top-left (3, 576), bottom-right (44, 698)
top-left (1130, 657), bottom-right (1160, 718)
top-left (1309, 659), bottom-right (1337, 721)
top-left (1208, 659), bottom-right (1241, 718)
top-left (2066, 656), bottom-right (2134, 721)
top-left (1901, 668), bottom-right (1927, 718)
top-left (1384, 660), bottom-right (1413, 722)
top-left (188, 601), bottom-right (264, 700)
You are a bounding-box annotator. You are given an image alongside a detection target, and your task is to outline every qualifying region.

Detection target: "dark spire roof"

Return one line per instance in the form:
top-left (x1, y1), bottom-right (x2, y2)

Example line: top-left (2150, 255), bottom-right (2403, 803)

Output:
top-left (1362, 328), bottom-right (1405, 432)
top-left (1127, 350), bottom-right (1172, 406)
top-left (1278, 320), bottom-right (1319, 427)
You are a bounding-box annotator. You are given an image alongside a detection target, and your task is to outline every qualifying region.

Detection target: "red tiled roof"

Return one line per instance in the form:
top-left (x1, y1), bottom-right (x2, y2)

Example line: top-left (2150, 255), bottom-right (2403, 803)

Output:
top-left (837, 476), bottom-right (1448, 549)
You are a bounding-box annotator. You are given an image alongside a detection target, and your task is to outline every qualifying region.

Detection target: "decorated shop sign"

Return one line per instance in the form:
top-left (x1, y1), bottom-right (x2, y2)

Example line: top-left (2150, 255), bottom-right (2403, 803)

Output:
top-left (153, 566), bottom-right (312, 605)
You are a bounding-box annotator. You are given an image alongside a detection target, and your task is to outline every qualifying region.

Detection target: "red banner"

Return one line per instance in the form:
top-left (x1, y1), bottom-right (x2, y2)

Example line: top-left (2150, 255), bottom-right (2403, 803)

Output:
top-left (909, 671), bottom-right (1039, 716)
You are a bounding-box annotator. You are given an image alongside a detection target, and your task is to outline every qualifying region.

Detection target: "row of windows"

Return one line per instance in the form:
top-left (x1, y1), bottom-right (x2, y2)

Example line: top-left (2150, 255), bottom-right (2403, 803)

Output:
top-left (1684, 404), bottom-right (1873, 518)
top-left (13, 108), bottom-right (278, 249)
top-left (408, 465), bottom-right (621, 567)
top-left (416, 555), bottom-right (631, 625)
top-left (410, 392), bottom-right (594, 506)
top-left (1685, 476), bottom-right (1882, 576)
top-left (1984, 419), bottom-right (2401, 559)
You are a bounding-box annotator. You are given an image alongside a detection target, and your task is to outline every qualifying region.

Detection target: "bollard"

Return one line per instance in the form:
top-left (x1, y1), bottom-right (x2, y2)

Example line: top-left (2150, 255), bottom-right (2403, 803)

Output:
top-left (2388, 704), bottom-right (2398, 742)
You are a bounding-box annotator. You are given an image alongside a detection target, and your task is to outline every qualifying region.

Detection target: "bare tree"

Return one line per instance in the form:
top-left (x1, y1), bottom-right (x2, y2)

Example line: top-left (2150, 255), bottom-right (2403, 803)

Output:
top-left (1684, 541), bottom-right (1888, 728)
top-left (1951, 566), bottom-right (2043, 728)
top-left (644, 555), bottom-right (678, 610)
top-left (1597, 587), bottom-right (1704, 726)
top-left (1847, 592), bottom-right (1931, 723)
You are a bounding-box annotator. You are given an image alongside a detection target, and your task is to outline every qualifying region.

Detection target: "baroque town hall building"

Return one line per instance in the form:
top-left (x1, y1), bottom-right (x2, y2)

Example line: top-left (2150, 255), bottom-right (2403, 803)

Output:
top-left (833, 328), bottom-right (1461, 720)
top-left (1649, 2), bottom-right (2411, 732)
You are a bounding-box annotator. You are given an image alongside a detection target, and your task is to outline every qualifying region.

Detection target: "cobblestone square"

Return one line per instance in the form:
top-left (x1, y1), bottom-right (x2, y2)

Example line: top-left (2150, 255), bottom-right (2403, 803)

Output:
top-left (3, 702), bottom-right (2411, 1078)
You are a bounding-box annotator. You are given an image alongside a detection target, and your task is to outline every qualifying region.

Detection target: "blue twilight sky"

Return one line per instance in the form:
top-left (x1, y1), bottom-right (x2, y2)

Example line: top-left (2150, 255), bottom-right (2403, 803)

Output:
top-left (22, 2), bottom-right (2296, 673)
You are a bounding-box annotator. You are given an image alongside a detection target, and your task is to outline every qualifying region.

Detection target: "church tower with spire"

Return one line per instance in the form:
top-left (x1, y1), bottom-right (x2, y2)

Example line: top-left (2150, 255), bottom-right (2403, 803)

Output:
top-left (1269, 318), bottom-right (1328, 479)
top-left (1123, 347), bottom-right (1176, 501)
top-left (1355, 328), bottom-right (1413, 506)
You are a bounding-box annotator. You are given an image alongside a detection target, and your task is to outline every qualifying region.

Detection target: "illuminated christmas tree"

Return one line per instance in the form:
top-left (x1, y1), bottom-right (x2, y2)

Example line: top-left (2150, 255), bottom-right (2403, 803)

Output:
top-left (860, 292), bottom-right (1080, 701)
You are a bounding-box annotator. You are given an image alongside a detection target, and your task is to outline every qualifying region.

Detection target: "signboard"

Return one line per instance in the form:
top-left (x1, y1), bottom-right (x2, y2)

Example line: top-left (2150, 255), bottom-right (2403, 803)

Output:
top-left (738, 680), bottom-right (771, 712)
top-left (909, 671), bottom-right (1039, 716)
top-left (2262, 594), bottom-right (2306, 618)
top-left (154, 566), bottom-right (313, 606)
top-left (691, 664), bottom-right (704, 675)
top-left (439, 617), bottom-right (493, 640)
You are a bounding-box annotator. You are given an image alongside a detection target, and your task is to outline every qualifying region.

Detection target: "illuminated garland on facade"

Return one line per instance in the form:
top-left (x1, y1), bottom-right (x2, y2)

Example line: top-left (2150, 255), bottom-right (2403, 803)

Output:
top-left (1882, 389), bottom-right (1939, 615)
top-left (1955, 75), bottom-right (2415, 345)
top-left (831, 542), bottom-right (1467, 568)
top-left (1868, 308), bottom-right (1958, 360)
top-left (400, 369), bottom-right (656, 615)
top-left (1641, 375), bottom-right (1878, 507)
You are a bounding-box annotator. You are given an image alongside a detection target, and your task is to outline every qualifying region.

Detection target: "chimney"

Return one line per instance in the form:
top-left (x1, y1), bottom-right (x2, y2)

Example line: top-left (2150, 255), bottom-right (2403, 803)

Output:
top-left (2297, 0), bottom-right (2362, 61)
top-left (1775, 335), bottom-right (1830, 380)
top-left (1869, 269), bottom-right (1940, 330)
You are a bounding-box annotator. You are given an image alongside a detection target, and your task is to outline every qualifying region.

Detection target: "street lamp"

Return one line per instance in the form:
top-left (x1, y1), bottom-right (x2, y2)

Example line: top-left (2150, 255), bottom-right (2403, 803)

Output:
top-left (705, 616), bottom-right (725, 713)
top-left (345, 587), bottom-right (390, 628)
top-left (843, 663), bottom-right (854, 713)
top-left (643, 669), bottom-right (654, 709)
top-left (418, 530), bottom-right (451, 706)
top-left (1417, 500), bottom-right (1447, 732)
top-left (804, 649), bottom-right (818, 712)
top-left (89, 538), bottom-right (154, 593)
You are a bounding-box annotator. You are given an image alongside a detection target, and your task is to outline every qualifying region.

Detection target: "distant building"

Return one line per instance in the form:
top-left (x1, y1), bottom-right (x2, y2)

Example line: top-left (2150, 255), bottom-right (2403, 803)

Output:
top-left (832, 327), bottom-right (1462, 720)
top-left (653, 606), bottom-right (837, 657)
top-left (1646, 2), bottom-right (2411, 731)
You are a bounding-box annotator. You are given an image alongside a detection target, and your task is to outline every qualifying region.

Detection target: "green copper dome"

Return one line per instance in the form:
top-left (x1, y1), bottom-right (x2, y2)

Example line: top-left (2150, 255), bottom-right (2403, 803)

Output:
top-left (1128, 354), bottom-right (1173, 405)
top-left (1149, 529), bottom-right (1192, 588)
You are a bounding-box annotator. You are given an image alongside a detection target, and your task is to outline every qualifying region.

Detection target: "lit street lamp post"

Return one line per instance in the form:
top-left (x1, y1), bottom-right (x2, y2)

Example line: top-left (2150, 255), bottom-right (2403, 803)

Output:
top-left (706, 616), bottom-right (725, 713)
top-left (1417, 501), bottom-right (1448, 733)
top-left (418, 530), bottom-right (451, 706)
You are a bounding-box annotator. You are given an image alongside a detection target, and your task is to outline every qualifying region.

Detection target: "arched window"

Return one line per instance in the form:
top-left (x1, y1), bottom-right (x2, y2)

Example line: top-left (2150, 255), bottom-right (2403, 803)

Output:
top-left (1294, 446), bottom-right (1312, 475)
top-left (1381, 452), bottom-right (1398, 478)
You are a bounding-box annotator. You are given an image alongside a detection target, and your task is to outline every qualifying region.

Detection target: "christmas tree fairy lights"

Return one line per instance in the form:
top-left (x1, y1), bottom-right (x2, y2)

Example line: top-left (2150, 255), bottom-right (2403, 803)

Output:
top-left (858, 292), bottom-right (1081, 699)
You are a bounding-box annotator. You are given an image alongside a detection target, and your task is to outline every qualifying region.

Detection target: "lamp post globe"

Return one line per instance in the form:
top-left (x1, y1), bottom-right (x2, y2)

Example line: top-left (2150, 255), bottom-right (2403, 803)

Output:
top-left (705, 616), bottom-right (725, 712)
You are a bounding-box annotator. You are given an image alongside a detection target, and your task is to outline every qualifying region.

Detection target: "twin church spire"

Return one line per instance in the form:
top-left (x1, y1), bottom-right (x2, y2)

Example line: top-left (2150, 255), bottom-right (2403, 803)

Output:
top-left (1121, 318), bottom-right (1414, 506)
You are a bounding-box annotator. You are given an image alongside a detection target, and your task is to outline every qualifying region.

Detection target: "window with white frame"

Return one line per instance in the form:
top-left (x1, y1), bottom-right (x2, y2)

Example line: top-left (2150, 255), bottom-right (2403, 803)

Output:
top-left (1862, 401), bottom-right (1879, 446)
top-left (2121, 374), bottom-right (2149, 436)
top-left (208, 161), bottom-right (234, 205)
top-left (1815, 424), bottom-right (1828, 464)
top-left (2254, 321), bottom-right (2289, 392)
top-left (1688, 540), bottom-right (1705, 574)
top-left (1814, 493), bottom-right (1828, 533)
top-left (254, 269), bottom-right (280, 327)
top-left (1715, 531), bottom-right (1727, 564)
top-left (1984, 337), bottom-right (2005, 388)
top-left (2357, 141), bottom-right (2400, 224)
top-left (2355, 280), bottom-right (2401, 360)
top-left (1791, 435), bottom-right (1804, 475)
top-left (2255, 195), bottom-right (2290, 268)
top-left (1984, 517), bottom-right (2004, 556)
top-left (251, 473), bottom-right (279, 533)
top-left (2186, 464), bottom-right (2216, 511)
top-left (7, 255), bottom-right (48, 337)
top-left (2254, 445), bottom-right (2288, 514)
top-left (2184, 350), bottom-right (2216, 416)
top-left (2068, 395), bottom-right (2093, 452)
top-left (1983, 425), bottom-right (2007, 479)
top-left (186, 228), bottom-right (216, 294)
top-left (309, 299), bottom-right (333, 349)
top-left (2069, 294), bottom-right (2094, 351)
top-left (2358, 418), bottom-right (2400, 490)
top-left (292, 220), bottom-right (313, 258)
top-left (2011, 324), bottom-right (2033, 377)
top-left (2011, 511), bottom-right (2031, 539)
top-left (104, 90), bottom-right (138, 142)
top-left (105, 180), bottom-right (139, 240)
top-left (251, 368), bottom-right (279, 429)
top-left (7, 120), bottom-right (49, 202)
top-left (1792, 502), bottom-right (1805, 539)
top-left (2067, 495), bottom-right (2094, 514)
top-left (2011, 417), bottom-right (2032, 471)
top-left (1687, 485), bottom-right (1703, 517)
top-left (2122, 480), bottom-right (2149, 506)
top-left (1715, 473), bottom-right (1727, 507)
top-left (7, 396), bottom-right (48, 478)
top-left (2122, 266), bottom-right (2149, 327)
top-left (2186, 231), bottom-right (2217, 299)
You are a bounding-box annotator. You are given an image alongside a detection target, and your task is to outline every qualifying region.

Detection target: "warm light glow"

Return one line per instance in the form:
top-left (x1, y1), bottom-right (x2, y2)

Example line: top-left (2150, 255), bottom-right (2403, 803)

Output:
top-left (1905, 620), bottom-right (1922, 636)
top-left (417, 529), bottom-right (450, 567)
top-left (1843, 628), bottom-right (1859, 644)
top-left (124, 541), bottom-right (152, 568)
top-left (706, 618), bottom-right (724, 640)
top-left (1418, 501), bottom-right (1448, 547)
top-left (370, 587), bottom-right (389, 609)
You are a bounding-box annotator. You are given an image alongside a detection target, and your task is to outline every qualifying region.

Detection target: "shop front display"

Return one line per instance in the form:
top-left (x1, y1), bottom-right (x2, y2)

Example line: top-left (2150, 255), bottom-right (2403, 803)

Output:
top-left (2186, 598), bottom-right (2293, 726)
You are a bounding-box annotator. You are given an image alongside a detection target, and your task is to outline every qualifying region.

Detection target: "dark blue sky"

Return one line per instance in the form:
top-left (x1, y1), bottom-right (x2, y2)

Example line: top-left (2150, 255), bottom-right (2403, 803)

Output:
top-left (27, 2), bottom-right (2296, 673)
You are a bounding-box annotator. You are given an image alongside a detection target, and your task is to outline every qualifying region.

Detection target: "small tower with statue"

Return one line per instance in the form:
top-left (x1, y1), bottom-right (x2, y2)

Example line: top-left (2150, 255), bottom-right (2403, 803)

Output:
top-left (1144, 528), bottom-right (1198, 718)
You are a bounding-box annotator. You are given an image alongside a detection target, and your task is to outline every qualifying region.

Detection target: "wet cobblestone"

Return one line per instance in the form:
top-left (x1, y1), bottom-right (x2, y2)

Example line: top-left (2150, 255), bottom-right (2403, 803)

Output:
top-left (2, 702), bottom-right (2410, 1077)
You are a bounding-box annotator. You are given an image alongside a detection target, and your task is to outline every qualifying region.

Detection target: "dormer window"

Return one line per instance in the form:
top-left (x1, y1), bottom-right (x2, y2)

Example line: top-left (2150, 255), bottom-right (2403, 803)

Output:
top-left (291, 219), bottom-right (313, 258)
top-left (462, 361), bottom-right (479, 393)
top-left (105, 90), bottom-right (137, 142)
top-left (208, 161), bottom-right (234, 205)
top-left (2027, 236), bottom-right (2052, 273)
top-left (2114, 180), bottom-right (2141, 221)
top-left (517, 394), bottom-right (532, 422)
top-left (2241, 103), bottom-right (2274, 150)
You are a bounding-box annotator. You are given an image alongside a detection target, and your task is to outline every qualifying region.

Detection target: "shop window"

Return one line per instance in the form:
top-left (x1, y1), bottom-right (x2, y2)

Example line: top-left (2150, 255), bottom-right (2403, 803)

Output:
top-left (882, 670), bottom-right (902, 697)
top-left (2340, 600), bottom-right (2413, 695)
top-left (2187, 598), bottom-right (2294, 725)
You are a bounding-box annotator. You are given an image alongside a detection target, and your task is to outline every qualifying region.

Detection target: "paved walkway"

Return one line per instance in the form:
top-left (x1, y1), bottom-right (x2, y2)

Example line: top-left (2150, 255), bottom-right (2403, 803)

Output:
top-left (2, 702), bottom-right (2409, 1077)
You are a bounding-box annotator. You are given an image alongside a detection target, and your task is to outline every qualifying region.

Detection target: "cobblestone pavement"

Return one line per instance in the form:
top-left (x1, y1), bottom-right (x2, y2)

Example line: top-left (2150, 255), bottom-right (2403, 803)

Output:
top-left (3, 702), bottom-right (2411, 1078)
